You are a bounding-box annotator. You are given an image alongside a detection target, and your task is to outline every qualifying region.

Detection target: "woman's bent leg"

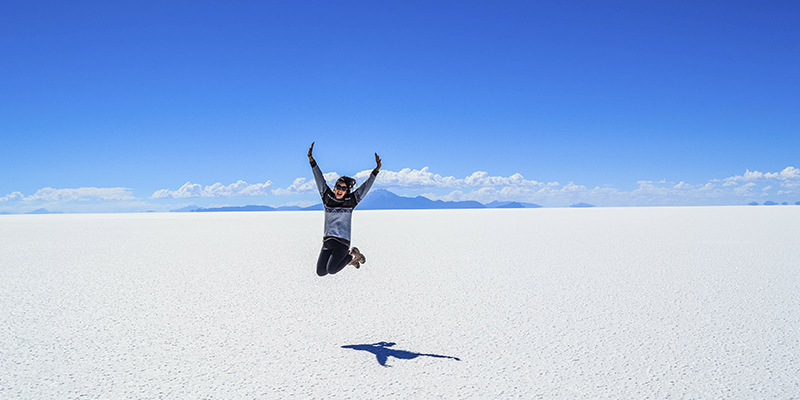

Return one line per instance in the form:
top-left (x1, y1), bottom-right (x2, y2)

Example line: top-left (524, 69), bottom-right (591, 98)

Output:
top-left (317, 240), bottom-right (353, 276)
top-left (326, 240), bottom-right (352, 275)
top-left (316, 244), bottom-right (333, 276)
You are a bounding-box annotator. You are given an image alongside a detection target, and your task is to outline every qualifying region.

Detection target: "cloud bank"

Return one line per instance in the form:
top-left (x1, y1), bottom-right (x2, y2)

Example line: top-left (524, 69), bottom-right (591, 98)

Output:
top-left (268, 165), bottom-right (800, 206)
top-left (350, 167), bottom-right (548, 190)
top-left (416, 167), bottom-right (800, 206)
top-left (150, 173), bottom-right (341, 198)
top-left (151, 181), bottom-right (273, 199)
top-left (3, 166), bottom-right (799, 213)
top-left (1, 187), bottom-right (133, 202)
top-left (720, 167), bottom-right (800, 194)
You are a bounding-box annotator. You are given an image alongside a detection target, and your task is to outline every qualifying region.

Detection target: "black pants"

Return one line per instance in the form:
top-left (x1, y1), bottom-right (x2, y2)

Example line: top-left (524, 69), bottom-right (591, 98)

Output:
top-left (316, 239), bottom-right (352, 277)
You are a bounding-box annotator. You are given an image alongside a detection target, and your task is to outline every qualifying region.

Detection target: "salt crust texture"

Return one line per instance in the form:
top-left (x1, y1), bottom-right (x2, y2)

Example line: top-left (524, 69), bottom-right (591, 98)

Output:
top-left (1, 207), bottom-right (799, 399)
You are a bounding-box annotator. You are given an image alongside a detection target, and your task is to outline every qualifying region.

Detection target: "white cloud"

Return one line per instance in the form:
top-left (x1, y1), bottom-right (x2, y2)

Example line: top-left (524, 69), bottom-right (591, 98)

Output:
top-left (151, 182), bottom-right (201, 199)
top-left (323, 172), bottom-right (340, 187)
top-left (780, 180), bottom-right (800, 190)
top-left (560, 182), bottom-right (587, 193)
top-left (734, 182), bottom-right (758, 195)
top-left (350, 167), bottom-right (550, 190)
top-left (271, 178), bottom-right (316, 195)
top-left (2, 187), bottom-right (135, 202)
top-left (271, 172), bottom-right (341, 195)
top-left (212, 181), bottom-right (272, 197)
top-left (781, 166), bottom-right (800, 179)
top-left (717, 167), bottom-right (800, 198)
top-left (354, 167), bottom-right (460, 188)
top-left (723, 166), bottom-right (800, 184)
top-left (463, 171), bottom-right (542, 187)
top-left (632, 181), bottom-right (680, 197)
top-left (151, 180), bottom-right (272, 199)
top-left (698, 183), bottom-right (716, 192)
top-left (1, 191), bottom-right (24, 201)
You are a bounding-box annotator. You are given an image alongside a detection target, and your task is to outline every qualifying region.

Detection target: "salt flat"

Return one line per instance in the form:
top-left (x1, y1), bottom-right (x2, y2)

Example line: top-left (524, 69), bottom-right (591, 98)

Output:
top-left (1, 207), bottom-right (799, 399)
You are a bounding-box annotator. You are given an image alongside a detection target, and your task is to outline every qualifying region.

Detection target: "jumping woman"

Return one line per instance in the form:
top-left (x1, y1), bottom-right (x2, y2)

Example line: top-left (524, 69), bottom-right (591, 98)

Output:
top-left (308, 142), bottom-right (381, 277)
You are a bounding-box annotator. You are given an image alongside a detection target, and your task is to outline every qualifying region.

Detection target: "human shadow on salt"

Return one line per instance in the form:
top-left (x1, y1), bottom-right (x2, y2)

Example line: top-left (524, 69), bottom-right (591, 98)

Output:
top-left (342, 341), bottom-right (460, 367)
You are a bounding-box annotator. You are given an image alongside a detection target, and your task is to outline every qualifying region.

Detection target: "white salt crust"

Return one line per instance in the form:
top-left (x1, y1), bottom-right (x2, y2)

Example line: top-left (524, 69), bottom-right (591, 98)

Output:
top-left (1, 207), bottom-right (799, 399)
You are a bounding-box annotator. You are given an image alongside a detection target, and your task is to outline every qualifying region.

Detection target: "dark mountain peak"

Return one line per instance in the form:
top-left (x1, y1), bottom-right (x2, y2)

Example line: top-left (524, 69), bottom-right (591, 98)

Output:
top-left (170, 205), bottom-right (202, 212)
top-left (26, 208), bottom-right (61, 214)
top-left (358, 189), bottom-right (485, 210)
top-left (194, 205), bottom-right (276, 212)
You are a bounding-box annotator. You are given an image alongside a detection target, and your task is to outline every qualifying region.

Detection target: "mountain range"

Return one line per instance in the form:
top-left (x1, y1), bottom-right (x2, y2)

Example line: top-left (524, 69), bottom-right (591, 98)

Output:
top-left (172, 189), bottom-right (543, 212)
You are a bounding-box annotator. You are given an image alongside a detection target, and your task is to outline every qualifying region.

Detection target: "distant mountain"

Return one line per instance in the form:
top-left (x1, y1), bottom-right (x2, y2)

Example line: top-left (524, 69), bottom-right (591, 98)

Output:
top-left (170, 205), bottom-right (202, 212)
top-left (748, 201), bottom-right (759, 206)
top-left (485, 201), bottom-right (542, 209)
top-left (275, 205), bottom-right (304, 211)
top-left (796, 201), bottom-right (800, 205)
top-left (174, 189), bottom-right (545, 212)
top-left (173, 204), bottom-right (322, 213)
top-left (26, 208), bottom-right (61, 214)
top-left (194, 205), bottom-right (276, 212)
top-left (569, 202), bottom-right (595, 208)
top-left (358, 189), bottom-right (485, 210)
top-left (763, 201), bottom-right (778, 206)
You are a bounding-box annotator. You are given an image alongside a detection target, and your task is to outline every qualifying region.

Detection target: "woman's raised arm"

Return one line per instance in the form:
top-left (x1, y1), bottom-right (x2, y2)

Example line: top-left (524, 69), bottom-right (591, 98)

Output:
top-left (308, 142), bottom-right (316, 165)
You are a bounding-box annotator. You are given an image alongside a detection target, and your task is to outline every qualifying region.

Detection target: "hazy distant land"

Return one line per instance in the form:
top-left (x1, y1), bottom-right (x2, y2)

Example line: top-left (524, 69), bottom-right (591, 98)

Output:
top-left (171, 189), bottom-right (545, 212)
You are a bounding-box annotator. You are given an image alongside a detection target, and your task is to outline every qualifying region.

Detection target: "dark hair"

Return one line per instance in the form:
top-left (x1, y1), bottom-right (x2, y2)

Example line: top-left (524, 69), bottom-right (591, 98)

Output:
top-left (336, 176), bottom-right (356, 191)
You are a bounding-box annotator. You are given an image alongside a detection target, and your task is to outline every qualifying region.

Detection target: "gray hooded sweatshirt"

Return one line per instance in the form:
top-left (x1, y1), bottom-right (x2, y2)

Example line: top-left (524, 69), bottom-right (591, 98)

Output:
top-left (311, 160), bottom-right (378, 245)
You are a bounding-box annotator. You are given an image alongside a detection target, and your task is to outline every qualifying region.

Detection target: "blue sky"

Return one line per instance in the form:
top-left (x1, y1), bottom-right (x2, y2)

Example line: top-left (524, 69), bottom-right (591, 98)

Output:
top-left (2, 1), bottom-right (798, 213)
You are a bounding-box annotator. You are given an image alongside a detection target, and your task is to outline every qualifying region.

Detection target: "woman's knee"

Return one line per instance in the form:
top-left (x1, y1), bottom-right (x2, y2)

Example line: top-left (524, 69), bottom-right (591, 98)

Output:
top-left (316, 256), bottom-right (329, 277)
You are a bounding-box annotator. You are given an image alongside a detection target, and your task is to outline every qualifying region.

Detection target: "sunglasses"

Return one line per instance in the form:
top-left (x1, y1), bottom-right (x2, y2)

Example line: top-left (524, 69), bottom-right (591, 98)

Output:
top-left (335, 185), bottom-right (349, 191)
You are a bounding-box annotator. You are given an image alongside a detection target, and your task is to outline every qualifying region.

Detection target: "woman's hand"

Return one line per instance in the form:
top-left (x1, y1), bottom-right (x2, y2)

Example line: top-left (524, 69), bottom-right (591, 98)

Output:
top-left (308, 142), bottom-right (315, 163)
top-left (375, 153), bottom-right (382, 170)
